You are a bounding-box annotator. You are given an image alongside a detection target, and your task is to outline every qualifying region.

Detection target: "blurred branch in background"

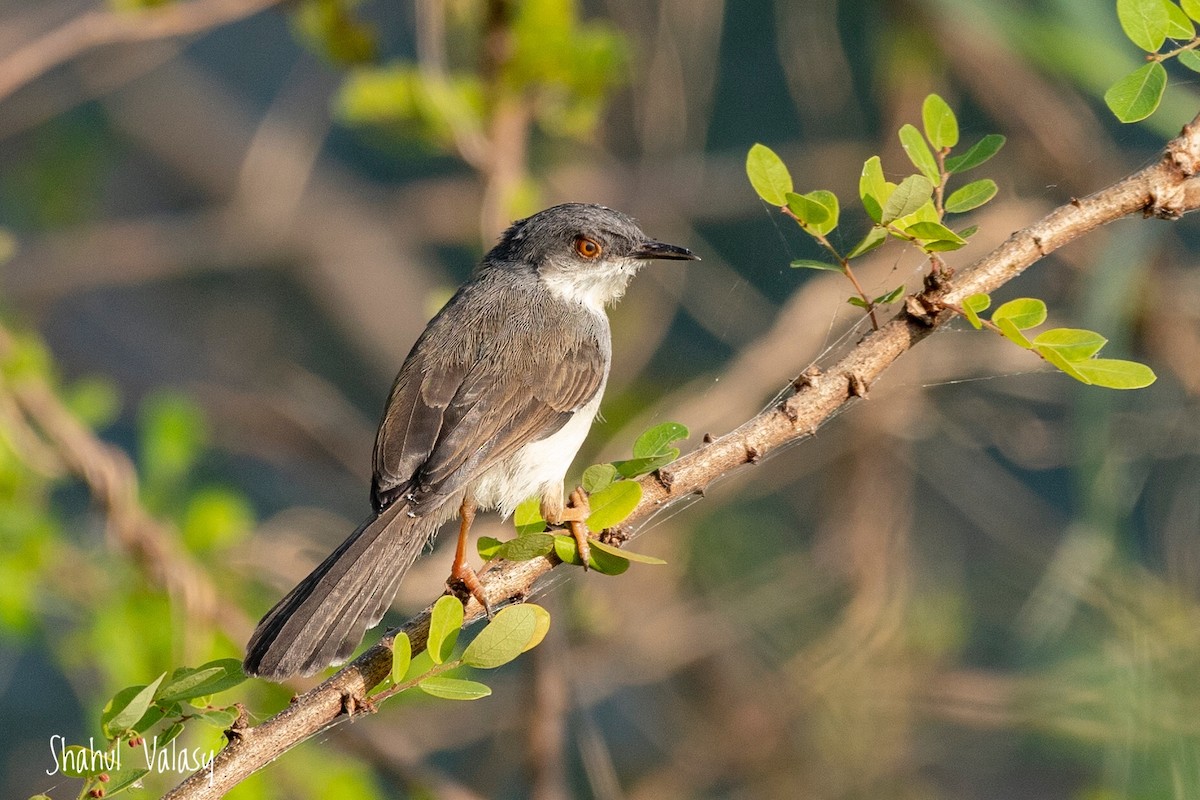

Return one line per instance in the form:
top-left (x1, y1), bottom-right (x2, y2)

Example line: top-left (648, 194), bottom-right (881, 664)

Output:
top-left (0, 0), bottom-right (287, 106)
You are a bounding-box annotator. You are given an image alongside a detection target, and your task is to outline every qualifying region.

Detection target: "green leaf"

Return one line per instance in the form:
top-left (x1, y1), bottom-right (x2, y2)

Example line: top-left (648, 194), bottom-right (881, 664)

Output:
top-left (102, 673), bottom-right (165, 737)
top-left (921, 238), bottom-right (968, 252)
top-left (746, 143), bottom-right (793, 205)
top-left (1037, 344), bottom-right (1091, 382)
top-left (904, 221), bottom-right (967, 245)
top-left (198, 707), bottom-right (239, 727)
top-left (589, 537), bottom-right (667, 565)
top-left (632, 422), bottom-right (688, 458)
top-left (806, 190), bottom-right (840, 235)
top-left (962, 293), bottom-right (990, 329)
top-left (1105, 62), bottom-right (1168, 122)
top-left (1032, 328), bottom-right (1108, 362)
top-left (847, 227), bottom-right (887, 259)
top-left (612, 455), bottom-right (674, 478)
top-left (418, 676), bottom-right (492, 700)
top-left (582, 463), bottom-right (619, 493)
top-left (427, 595), bottom-right (464, 665)
top-left (391, 632), bottom-right (412, 685)
top-left (786, 190), bottom-right (840, 235)
top-left (997, 318), bottom-right (1034, 348)
top-left (859, 155), bottom-right (891, 223)
top-left (1184, 0), bottom-right (1200, 21)
top-left (945, 179), bottom-right (998, 213)
top-left (477, 536), bottom-right (504, 560)
top-left (1118, 0), bottom-right (1171, 50)
top-left (899, 124), bottom-right (941, 185)
top-left (585, 480), bottom-right (642, 530)
top-left (922, 93), bottom-right (959, 149)
top-left (1072, 359), bottom-right (1158, 389)
top-left (553, 535), bottom-right (631, 574)
top-left (156, 721), bottom-right (185, 748)
top-left (157, 659), bottom-right (245, 703)
top-left (873, 285), bottom-right (906, 305)
top-left (156, 667), bottom-right (221, 704)
top-left (513, 496), bottom-right (546, 535)
top-left (958, 225), bottom-right (979, 238)
top-left (880, 175), bottom-right (933, 224)
top-left (790, 258), bottom-right (843, 271)
top-left (1178, 48), bottom-right (1200, 71)
top-left (847, 296), bottom-right (870, 309)
top-left (1164, 0), bottom-right (1196, 38)
top-left (945, 134), bottom-right (1006, 173)
top-left (992, 298), bottom-right (1048, 330)
top-left (523, 604), bottom-right (551, 652)
top-left (462, 604), bottom-right (541, 669)
top-left (497, 532), bottom-right (556, 561)
top-left (784, 191), bottom-right (829, 226)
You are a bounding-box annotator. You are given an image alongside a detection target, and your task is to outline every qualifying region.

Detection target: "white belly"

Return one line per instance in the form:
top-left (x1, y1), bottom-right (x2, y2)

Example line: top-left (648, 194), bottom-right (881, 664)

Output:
top-left (470, 386), bottom-right (604, 518)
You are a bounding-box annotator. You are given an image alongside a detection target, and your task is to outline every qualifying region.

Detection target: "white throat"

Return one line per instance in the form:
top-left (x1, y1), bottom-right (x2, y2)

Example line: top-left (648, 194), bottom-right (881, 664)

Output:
top-left (539, 258), bottom-right (637, 313)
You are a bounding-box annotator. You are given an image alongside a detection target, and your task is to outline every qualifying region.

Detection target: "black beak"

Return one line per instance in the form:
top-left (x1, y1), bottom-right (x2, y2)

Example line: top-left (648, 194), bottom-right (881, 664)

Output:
top-left (632, 240), bottom-right (701, 261)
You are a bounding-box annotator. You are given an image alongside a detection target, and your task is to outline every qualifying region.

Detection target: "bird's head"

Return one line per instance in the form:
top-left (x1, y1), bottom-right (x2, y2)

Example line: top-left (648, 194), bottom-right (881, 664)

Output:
top-left (489, 203), bottom-right (699, 310)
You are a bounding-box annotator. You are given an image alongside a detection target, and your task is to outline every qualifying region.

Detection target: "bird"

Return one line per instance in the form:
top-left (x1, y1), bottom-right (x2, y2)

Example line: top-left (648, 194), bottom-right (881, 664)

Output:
top-left (243, 203), bottom-right (698, 679)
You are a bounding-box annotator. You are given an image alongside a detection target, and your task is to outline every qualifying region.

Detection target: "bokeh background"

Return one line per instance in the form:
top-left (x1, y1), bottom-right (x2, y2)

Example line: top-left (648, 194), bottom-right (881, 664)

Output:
top-left (4, 0), bottom-right (1200, 798)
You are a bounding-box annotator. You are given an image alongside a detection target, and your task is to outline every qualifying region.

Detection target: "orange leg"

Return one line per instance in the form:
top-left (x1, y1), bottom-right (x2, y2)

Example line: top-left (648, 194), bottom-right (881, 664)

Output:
top-left (447, 496), bottom-right (491, 615)
top-left (554, 487), bottom-right (592, 570)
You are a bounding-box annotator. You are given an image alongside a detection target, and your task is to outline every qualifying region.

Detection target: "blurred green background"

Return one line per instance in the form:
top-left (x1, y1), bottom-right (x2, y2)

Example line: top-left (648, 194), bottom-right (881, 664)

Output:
top-left (3, 0), bottom-right (1200, 797)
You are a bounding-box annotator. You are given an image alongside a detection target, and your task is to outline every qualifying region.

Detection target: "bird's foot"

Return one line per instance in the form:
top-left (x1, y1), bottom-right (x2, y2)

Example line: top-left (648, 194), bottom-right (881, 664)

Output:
top-left (447, 560), bottom-right (492, 617)
top-left (562, 486), bottom-right (592, 570)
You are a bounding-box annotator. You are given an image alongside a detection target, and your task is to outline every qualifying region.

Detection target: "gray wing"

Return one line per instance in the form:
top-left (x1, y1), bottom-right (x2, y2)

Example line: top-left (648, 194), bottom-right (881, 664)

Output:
top-left (371, 280), bottom-right (608, 511)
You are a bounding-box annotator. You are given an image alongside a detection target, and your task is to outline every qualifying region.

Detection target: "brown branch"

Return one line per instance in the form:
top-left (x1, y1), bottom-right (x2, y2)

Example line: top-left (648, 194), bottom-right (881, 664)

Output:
top-left (0, 324), bottom-right (254, 645)
top-left (0, 0), bottom-right (286, 105)
top-left (163, 111), bottom-right (1200, 799)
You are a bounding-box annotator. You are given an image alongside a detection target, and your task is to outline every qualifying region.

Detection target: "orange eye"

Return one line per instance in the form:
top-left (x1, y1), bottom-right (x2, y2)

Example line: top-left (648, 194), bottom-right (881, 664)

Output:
top-left (574, 236), bottom-right (602, 259)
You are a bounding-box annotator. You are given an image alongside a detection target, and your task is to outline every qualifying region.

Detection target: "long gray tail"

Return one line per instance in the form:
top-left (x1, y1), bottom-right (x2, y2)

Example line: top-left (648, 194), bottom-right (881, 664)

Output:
top-left (243, 500), bottom-right (438, 680)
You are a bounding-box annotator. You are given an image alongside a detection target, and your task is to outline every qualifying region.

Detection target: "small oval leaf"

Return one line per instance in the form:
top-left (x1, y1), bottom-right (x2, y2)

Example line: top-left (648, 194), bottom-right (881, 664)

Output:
top-left (945, 179), bottom-right (998, 213)
top-left (992, 298), bottom-right (1048, 330)
top-left (585, 480), bottom-right (642, 531)
top-left (1072, 358), bottom-right (1157, 389)
top-left (102, 673), bottom-right (166, 736)
top-left (513, 496), bottom-right (546, 535)
top-left (418, 676), bottom-right (493, 701)
top-left (1117, 0), bottom-right (1170, 51)
top-left (391, 632), bottom-right (412, 684)
top-left (427, 595), bottom-right (464, 665)
top-left (589, 537), bottom-right (667, 565)
top-left (462, 604), bottom-right (540, 669)
top-left (523, 604), bottom-right (552, 652)
top-left (746, 143), bottom-right (793, 205)
top-left (899, 124), bottom-right (941, 185)
top-left (922, 93), bottom-right (959, 149)
top-left (945, 134), bottom-right (1006, 173)
top-left (859, 155), bottom-right (890, 222)
top-left (962, 293), bottom-right (991, 329)
top-left (632, 422), bottom-right (689, 458)
top-left (497, 532), bottom-right (555, 561)
top-left (881, 175), bottom-right (933, 224)
top-left (1105, 62), bottom-right (1167, 123)
top-left (1031, 328), bottom-right (1108, 362)
top-left (582, 463), bottom-right (619, 493)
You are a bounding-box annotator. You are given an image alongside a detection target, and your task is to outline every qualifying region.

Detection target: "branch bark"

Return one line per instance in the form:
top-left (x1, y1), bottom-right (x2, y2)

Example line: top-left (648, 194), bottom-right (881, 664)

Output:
top-left (0, 0), bottom-right (286, 105)
top-left (163, 111), bottom-right (1200, 798)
